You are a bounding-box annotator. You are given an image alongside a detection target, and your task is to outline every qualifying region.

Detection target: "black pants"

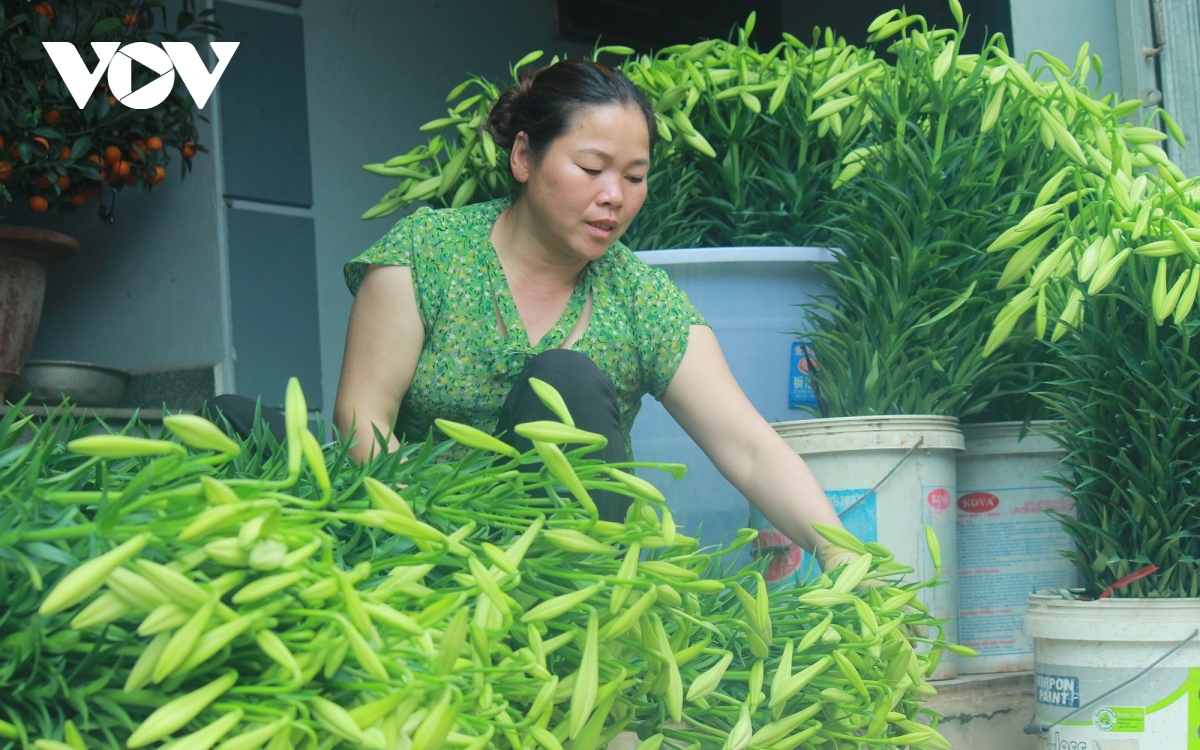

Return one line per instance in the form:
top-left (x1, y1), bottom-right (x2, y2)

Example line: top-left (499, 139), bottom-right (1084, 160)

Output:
top-left (494, 349), bottom-right (630, 522)
top-left (200, 394), bottom-right (289, 450)
top-left (200, 349), bottom-right (630, 520)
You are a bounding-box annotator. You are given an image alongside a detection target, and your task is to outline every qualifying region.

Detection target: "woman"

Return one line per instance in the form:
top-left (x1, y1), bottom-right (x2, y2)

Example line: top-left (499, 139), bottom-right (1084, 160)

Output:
top-left (335, 59), bottom-right (857, 570)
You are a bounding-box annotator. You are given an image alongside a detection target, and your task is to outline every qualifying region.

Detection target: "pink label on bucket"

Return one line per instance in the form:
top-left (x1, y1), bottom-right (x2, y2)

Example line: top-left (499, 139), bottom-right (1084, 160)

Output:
top-left (752, 529), bottom-right (802, 583)
top-left (958, 492), bottom-right (1000, 513)
top-left (927, 488), bottom-right (951, 511)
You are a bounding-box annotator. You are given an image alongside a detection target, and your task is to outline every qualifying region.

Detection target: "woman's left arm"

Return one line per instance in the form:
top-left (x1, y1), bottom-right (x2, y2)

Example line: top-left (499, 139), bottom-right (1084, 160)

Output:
top-left (660, 325), bottom-right (845, 554)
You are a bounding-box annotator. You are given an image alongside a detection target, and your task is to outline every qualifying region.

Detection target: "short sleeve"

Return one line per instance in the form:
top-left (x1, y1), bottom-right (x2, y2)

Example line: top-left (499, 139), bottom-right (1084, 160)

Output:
top-left (343, 207), bottom-right (442, 330)
top-left (630, 262), bottom-right (708, 399)
top-left (344, 209), bottom-right (422, 296)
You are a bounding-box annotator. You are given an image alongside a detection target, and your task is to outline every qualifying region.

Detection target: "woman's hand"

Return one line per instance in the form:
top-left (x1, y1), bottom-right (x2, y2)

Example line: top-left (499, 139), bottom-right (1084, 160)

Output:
top-left (333, 265), bottom-right (425, 464)
top-left (660, 325), bottom-right (847, 555)
top-left (815, 542), bottom-right (862, 572)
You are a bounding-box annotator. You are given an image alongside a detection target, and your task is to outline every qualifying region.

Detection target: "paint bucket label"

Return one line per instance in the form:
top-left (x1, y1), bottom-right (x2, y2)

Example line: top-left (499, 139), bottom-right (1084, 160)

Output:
top-left (957, 485), bottom-right (1076, 660)
top-left (1037, 674), bottom-right (1082, 707)
top-left (919, 484), bottom-right (957, 627)
top-left (1032, 663), bottom-right (1200, 748)
top-left (788, 341), bottom-right (818, 409)
top-left (748, 487), bottom-right (877, 583)
top-left (927, 487), bottom-right (951, 510)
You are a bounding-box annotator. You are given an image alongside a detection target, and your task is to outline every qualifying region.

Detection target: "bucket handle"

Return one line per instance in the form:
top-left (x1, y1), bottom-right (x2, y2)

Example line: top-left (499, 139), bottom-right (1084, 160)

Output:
top-left (1023, 628), bottom-right (1199, 735)
top-left (751, 436), bottom-right (926, 559)
top-left (837, 436), bottom-right (924, 519)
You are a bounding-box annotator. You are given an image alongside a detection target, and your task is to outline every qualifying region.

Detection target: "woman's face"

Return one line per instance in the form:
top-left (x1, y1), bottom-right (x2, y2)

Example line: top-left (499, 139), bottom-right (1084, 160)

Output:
top-left (511, 103), bottom-right (651, 262)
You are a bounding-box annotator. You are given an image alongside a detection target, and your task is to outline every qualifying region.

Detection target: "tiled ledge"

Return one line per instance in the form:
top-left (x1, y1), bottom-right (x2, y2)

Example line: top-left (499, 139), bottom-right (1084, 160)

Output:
top-left (0, 404), bottom-right (190, 423)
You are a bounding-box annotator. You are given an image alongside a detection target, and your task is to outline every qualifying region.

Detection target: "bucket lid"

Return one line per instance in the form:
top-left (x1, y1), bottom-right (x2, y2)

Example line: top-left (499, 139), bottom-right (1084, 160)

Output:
top-left (1023, 593), bottom-right (1200, 642)
top-left (634, 246), bottom-right (835, 265)
top-left (770, 415), bottom-right (964, 454)
top-left (960, 421), bottom-right (1065, 457)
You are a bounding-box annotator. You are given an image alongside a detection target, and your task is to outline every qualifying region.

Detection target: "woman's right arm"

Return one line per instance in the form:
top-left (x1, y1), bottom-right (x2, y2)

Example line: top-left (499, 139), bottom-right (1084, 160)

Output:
top-left (333, 265), bottom-right (425, 463)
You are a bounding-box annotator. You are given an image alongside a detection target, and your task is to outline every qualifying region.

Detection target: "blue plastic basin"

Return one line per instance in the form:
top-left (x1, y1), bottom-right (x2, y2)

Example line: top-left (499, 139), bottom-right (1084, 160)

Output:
top-left (629, 246), bottom-right (833, 556)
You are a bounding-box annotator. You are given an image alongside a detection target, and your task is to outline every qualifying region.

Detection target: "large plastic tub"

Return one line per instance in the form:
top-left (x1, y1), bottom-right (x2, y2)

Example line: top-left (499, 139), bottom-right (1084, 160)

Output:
top-left (629, 247), bottom-right (831, 558)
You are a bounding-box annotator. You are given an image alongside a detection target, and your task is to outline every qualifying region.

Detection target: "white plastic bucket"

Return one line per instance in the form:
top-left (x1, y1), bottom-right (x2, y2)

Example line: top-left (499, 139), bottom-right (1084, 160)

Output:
top-left (956, 422), bottom-right (1076, 675)
top-left (770, 415), bottom-right (964, 679)
top-left (1023, 595), bottom-right (1200, 748)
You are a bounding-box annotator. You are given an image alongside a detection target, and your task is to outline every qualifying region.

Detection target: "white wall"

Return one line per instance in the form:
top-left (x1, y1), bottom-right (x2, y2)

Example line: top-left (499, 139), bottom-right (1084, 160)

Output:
top-left (1009, 0), bottom-right (1124, 97)
top-left (301, 0), bottom-right (591, 422)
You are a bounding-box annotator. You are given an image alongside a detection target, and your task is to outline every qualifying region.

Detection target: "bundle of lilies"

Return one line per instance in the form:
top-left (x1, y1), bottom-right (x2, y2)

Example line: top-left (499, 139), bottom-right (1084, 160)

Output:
top-left (0, 378), bottom-right (961, 750)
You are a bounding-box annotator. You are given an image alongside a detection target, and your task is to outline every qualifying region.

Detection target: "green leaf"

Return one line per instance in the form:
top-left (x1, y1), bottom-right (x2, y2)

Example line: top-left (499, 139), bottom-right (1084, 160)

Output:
top-left (20, 37), bottom-right (44, 60)
top-left (419, 116), bottom-right (468, 132)
top-left (595, 45), bottom-right (635, 57)
top-left (513, 50), bottom-right (544, 71)
top-left (92, 17), bottom-right (122, 36)
top-left (445, 79), bottom-right (476, 102)
top-left (23, 542), bottom-right (78, 567)
top-left (174, 11), bottom-right (194, 33)
top-left (916, 282), bottom-right (977, 328)
top-left (361, 196), bottom-right (406, 220)
top-left (70, 137), bottom-right (92, 159)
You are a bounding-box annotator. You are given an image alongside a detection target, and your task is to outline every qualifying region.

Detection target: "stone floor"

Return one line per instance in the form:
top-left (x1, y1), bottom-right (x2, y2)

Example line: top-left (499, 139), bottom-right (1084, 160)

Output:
top-left (604, 672), bottom-right (1037, 749)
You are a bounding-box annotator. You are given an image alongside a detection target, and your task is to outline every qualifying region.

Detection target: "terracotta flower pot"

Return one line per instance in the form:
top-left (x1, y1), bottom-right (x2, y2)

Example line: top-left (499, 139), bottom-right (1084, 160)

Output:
top-left (0, 225), bottom-right (78, 403)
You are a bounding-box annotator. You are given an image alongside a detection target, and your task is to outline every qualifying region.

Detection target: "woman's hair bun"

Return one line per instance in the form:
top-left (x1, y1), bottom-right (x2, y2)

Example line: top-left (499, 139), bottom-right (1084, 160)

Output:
top-left (483, 67), bottom-right (541, 151)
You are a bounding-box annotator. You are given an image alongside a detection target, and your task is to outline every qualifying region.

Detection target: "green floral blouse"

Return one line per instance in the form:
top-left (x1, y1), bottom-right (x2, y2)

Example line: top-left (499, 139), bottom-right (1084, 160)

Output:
top-left (343, 197), bottom-right (708, 455)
